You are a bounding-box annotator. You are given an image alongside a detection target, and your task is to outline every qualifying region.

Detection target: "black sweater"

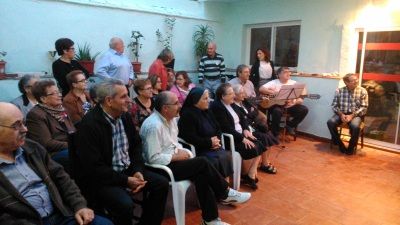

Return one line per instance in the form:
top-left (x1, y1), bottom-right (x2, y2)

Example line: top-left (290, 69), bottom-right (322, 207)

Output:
top-left (52, 59), bottom-right (89, 96)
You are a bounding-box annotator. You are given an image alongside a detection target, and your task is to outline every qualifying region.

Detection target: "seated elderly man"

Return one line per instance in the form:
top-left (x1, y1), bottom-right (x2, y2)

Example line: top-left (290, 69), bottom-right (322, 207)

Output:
top-left (0, 102), bottom-right (112, 225)
top-left (327, 73), bottom-right (368, 154)
top-left (140, 91), bottom-right (251, 225)
top-left (76, 79), bottom-right (168, 225)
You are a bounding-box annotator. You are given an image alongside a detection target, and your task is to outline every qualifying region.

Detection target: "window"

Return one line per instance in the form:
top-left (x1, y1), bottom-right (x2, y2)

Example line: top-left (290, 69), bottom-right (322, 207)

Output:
top-left (247, 21), bottom-right (301, 68)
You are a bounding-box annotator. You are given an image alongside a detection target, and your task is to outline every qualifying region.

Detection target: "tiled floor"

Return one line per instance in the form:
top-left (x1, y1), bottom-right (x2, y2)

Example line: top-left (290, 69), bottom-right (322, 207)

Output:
top-left (161, 136), bottom-right (400, 225)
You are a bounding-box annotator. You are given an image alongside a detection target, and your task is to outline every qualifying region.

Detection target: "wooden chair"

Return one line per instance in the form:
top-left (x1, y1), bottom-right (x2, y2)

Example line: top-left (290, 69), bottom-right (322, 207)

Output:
top-left (330, 121), bottom-right (365, 150)
top-left (281, 110), bottom-right (297, 142)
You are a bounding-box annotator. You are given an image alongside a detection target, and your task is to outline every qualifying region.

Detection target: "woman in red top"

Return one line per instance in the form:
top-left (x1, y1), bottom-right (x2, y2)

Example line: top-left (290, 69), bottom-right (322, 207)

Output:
top-left (148, 48), bottom-right (174, 91)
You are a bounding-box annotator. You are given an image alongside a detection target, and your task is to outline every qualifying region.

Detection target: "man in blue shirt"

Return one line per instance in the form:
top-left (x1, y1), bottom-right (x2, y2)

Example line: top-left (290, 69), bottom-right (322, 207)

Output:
top-left (0, 102), bottom-right (112, 225)
top-left (94, 37), bottom-right (135, 92)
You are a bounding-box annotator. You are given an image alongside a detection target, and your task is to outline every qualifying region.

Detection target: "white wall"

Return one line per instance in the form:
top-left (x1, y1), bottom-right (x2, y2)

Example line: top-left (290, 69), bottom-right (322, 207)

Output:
top-left (0, 0), bottom-right (223, 74)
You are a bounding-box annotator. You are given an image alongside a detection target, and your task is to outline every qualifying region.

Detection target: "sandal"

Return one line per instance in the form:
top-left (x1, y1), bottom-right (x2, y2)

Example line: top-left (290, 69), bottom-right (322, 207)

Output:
top-left (259, 164), bottom-right (277, 174)
top-left (241, 175), bottom-right (259, 183)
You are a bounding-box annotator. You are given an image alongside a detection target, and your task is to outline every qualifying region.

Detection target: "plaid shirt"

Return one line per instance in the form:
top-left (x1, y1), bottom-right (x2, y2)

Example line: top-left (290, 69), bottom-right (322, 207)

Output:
top-left (331, 86), bottom-right (368, 117)
top-left (104, 112), bottom-right (131, 172)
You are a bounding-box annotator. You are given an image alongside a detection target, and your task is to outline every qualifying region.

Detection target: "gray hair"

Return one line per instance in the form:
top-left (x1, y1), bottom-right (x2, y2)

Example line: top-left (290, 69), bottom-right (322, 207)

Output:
top-left (154, 91), bottom-right (174, 112)
top-left (96, 79), bottom-right (125, 104)
top-left (18, 74), bottom-right (39, 94)
top-left (157, 48), bottom-right (174, 63)
top-left (343, 73), bottom-right (357, 82)
top-left (236, 64), bottom-right (249, 77)
top-left (109, 37), bottom-right (122, 49)
top-left (232, 84), bottom-right (244, 95)
top-left (207, 42), bottom-right (217, 49)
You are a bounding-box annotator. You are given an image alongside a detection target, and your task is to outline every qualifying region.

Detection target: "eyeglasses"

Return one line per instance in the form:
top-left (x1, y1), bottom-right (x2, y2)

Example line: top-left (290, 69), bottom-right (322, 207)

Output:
top-left (46, 91), bottom-right (61, 96)
top-left (75, 79), bottom-right (87, 83)
top-left (0, 120), bottom-right (26, 131)
top-left (141, 87), bottom-right (153, 91)
top-left (68, 47), bottom-right (75, 51)
top-left (165, 101), bottom-right (180, 106)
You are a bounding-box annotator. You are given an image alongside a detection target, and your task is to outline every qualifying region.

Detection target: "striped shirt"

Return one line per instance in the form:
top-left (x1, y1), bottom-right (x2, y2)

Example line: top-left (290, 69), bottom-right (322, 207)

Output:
top-left (103, 112), bottom-right (131, 172)
top-left (198, 53), bottom-right (225, 81)
top-left (331, 86), bottom-right (368, 117)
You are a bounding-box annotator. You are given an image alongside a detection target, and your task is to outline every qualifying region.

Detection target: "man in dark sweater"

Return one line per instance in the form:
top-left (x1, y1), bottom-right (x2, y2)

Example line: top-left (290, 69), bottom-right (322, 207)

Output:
top-left (76, 79), bottom-right (169, 225)
top-left (0, 102), bottom-right (111, 225)
top-left (52, 38), bottom-right (89, 96)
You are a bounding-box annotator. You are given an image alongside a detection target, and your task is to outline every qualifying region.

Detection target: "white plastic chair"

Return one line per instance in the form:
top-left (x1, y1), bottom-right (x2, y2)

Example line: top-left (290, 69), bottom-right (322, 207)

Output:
top-left (145, 147), bottom-right (194, 225)
top-left (178, 137), bottom-right (196, 157)
top-left (221, 133), bottom-right (242, 190)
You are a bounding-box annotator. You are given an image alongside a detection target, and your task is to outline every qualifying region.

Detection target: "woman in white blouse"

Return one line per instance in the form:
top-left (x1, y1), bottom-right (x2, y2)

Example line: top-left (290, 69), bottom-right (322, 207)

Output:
top-left (250, 48), bottom-right (277, 88)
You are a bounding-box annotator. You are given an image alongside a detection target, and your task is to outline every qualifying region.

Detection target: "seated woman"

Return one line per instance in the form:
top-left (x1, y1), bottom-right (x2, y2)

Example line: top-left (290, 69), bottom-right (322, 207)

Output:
top-left (26, 80), bottom-right (75, 170)
top-left (210, 83), bottom-right (264, 189)
top-left (130, 78), bottom-right (154, 130)
top-left (170, 71), bottom-right (196, 104)
top-left (10, 74), bottom-right (39, 119)
top-left (63, 70), bottom-right (92, 124)
top-left (232, 84), bottom-right (279, 174)
top-left (148, 74), bottom-right (163, 99)
top-left (178, 87), bottom-right (233, 178)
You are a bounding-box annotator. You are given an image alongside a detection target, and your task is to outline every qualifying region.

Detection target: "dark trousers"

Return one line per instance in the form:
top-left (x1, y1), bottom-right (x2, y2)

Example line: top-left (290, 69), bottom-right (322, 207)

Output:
top-left (167, 157), bottom-right (229, 222)
top-left (269, 104), bottom-right (309, 136)
top-left (327, 115), bottom-right (362, 152)
top-left (43, 212), bottom-right (112, 225)
top-left (96, 169), bottom-right (169, 225)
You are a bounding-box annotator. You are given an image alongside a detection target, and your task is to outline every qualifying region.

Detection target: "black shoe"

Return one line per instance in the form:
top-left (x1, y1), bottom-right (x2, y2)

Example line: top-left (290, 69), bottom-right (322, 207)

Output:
top-left (339, 143), bottom-right (347, 154)
top-left (346, 147), bottom-right (355, 155)
top-left (241, 175), bottom-right (258, 190)
top-left (285, 126), bottom-right (296, 136)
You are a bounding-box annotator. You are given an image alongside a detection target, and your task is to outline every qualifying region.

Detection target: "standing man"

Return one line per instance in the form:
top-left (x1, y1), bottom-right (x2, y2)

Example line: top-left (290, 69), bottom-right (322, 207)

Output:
top-left (76, 79), bottom-right (169, 225)
top-left (327, 73), bottom-right (368, 155)
top-left (0, 102), bottom-right (112, 225)
top-left (94, 37), bottom-right (135, 94)
top-left (198, 42), bottom-right (226, 97)
top-left (259, 67), bottom-right (309, 137)
top-left (140, 91), bottom-right (251, 225)
top-left (229, 64), bottom-right (256, 98)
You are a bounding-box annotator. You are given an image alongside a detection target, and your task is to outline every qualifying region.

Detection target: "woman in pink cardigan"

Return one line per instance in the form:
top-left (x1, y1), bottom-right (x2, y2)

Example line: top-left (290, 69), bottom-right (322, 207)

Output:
top-left (170, 71), bottom-right (196, 105)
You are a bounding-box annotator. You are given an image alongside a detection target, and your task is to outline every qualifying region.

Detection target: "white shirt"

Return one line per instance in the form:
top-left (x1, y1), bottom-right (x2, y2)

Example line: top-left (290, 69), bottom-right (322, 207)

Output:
top-left (259, 61), bottom-right (273, 79)
top-left (223, 103), bottom-right (243, 133)
top-left (261, 79), bottom-right (297, 93)
top-left (139, 111), bottom-right (183, 165)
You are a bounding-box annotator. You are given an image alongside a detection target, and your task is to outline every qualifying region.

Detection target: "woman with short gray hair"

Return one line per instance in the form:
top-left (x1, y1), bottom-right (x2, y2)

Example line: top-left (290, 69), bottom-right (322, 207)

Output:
top-left (10, 74), bottom-right (40, 119)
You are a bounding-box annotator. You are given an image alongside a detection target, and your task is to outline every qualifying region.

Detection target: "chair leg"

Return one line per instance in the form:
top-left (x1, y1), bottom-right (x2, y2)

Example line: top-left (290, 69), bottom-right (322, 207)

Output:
top-left (232, 152), bottom-right (242, 190)
top-left (171, 183), bottom-right (190, 225)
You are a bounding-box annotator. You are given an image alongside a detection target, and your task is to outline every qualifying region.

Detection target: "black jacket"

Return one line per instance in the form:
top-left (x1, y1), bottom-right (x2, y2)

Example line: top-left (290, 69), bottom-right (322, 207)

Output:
top-left (178, 106), bottom-right (222, 153)
top-left (0, 139), bottom-right (86, 225)
top-left (250, 60), bottom-right (276, 87)
top-left (75, 105), bottom-right (144, 194)
top-left (210, 100), bottom-right (249, 144)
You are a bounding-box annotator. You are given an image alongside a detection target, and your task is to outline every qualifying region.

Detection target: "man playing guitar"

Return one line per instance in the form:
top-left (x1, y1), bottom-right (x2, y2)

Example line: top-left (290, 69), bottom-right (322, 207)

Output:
top-left (259, 67), bottom-right (309, 137)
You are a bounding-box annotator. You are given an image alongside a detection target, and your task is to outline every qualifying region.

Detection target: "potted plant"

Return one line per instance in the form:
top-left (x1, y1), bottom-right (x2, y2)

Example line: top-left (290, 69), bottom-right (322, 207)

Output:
top-left (127, 30), bottom-right (144, 74)
top-left (193, 25), bottom-right (215, 61)
top-left (74, 43), bottom-right (100, 75)
top-left (156, 17), bottom-right (176, 69)
top-left (0, 51), bottom-right (7, 75)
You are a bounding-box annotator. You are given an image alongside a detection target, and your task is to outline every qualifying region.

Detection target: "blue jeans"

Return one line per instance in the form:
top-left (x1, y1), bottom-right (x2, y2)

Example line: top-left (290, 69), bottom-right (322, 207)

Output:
top-left (203, 78), bottom-right (222, 98)
top-left (327, 114), bottom-right (362, 152)
top-left (42, 212), bottom-right (113, 225)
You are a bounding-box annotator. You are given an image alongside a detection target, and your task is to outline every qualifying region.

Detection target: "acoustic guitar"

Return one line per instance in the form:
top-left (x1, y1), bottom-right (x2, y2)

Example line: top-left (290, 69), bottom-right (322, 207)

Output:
top-left (253, 94), bottom-right (321, 109)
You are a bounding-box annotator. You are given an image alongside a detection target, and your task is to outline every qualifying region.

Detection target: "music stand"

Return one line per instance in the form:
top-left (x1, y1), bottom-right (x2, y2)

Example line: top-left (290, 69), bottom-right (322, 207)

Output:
top-left (274, 83), bottom-right (306, 148)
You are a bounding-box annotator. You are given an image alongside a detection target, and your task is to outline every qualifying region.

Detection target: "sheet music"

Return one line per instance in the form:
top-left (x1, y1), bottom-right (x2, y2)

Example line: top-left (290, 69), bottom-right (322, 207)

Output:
top-left (275, 83), bottom-right (306, 100)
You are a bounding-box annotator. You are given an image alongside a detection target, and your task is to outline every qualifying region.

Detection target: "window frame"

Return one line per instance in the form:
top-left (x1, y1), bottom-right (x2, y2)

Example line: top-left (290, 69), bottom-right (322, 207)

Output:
top-left (245, 20), bottom-right (301, 70)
